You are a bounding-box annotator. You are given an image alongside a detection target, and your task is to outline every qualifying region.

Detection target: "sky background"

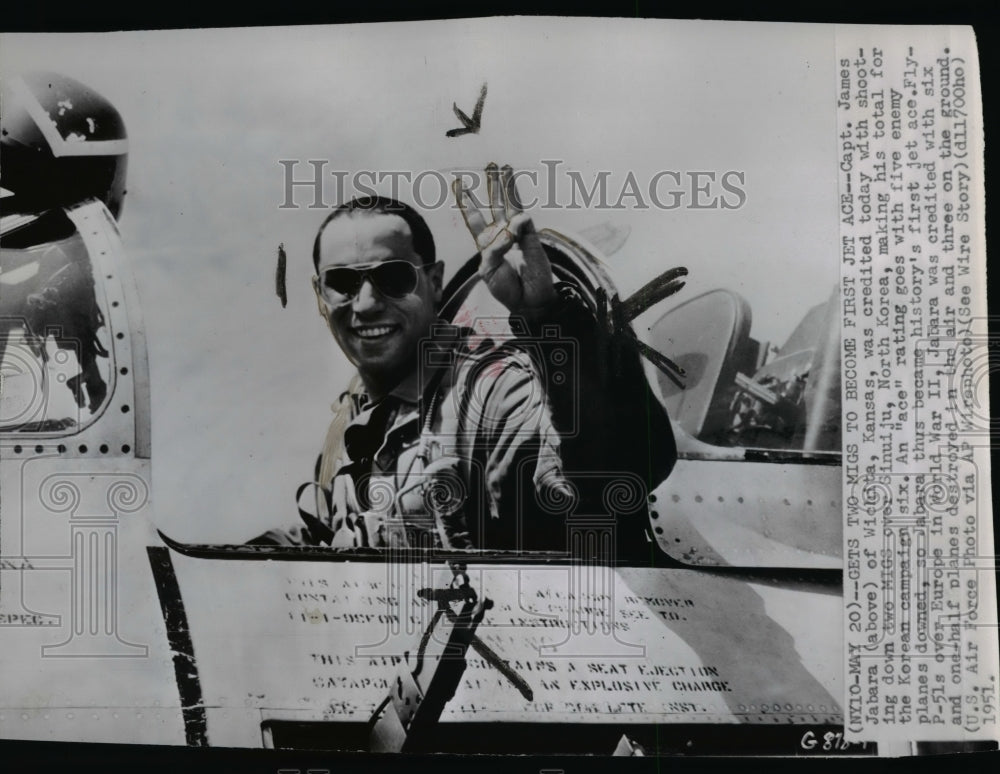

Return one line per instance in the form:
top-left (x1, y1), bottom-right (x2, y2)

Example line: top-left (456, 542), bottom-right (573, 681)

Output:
top-left (1, 19), bottom-right (838, 541)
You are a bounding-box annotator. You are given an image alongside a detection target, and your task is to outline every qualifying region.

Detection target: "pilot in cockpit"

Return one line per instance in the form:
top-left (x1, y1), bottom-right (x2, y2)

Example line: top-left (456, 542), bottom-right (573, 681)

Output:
top-left (255, 165), bottom-right (677, 553)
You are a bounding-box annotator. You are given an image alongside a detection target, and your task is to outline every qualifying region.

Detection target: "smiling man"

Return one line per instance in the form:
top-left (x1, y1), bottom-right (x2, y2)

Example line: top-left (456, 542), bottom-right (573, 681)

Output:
top-left (257, 164), bottom-right (677, 553)
top-left (294, 166), bottom-right (579, 551)
top-left (312, 200), bottom-right (442, 401)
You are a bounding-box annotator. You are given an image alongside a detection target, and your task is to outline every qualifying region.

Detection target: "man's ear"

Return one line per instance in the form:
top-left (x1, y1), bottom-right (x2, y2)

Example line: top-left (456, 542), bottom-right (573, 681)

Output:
top-left (312, 275), bottom-right (329, 320)
top-left (428, 261), bottom-right (445, 304)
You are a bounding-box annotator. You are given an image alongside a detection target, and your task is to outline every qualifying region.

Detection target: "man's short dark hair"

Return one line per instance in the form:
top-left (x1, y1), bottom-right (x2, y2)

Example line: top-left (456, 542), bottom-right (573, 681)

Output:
top-left (312, 196), bottom-right (436, 270)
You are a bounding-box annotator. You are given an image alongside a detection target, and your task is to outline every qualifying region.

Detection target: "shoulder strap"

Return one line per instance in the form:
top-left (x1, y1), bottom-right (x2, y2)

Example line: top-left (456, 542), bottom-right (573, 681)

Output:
top-left (318, 372), bottom-right (364, 487)
top-left (301, 372), bottom-right (366, 543)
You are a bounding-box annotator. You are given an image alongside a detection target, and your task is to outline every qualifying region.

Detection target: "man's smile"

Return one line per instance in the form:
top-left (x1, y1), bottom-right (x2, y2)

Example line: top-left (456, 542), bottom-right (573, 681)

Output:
top-left (351, 323), bottom-right (400, 340)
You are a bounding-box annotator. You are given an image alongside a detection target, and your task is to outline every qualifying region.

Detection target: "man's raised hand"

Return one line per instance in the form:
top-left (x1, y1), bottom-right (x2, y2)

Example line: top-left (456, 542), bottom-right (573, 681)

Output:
top-left (453, 163), bottom-right (555, 314)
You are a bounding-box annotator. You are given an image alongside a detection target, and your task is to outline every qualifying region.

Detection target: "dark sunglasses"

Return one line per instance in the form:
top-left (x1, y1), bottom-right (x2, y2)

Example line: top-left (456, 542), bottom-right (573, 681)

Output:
top-left (318, 260), bottom-right (428, 306)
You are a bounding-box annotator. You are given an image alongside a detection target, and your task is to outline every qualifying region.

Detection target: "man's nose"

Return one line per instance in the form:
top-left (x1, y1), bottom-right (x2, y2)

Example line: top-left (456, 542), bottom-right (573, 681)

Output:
top-left (351, 277), bottom-right (384, 314)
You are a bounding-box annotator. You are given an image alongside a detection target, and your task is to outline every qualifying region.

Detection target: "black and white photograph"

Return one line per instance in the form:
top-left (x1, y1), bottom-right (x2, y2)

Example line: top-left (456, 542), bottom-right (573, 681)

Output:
top-left (0, 16), bottom-right (996, 763)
